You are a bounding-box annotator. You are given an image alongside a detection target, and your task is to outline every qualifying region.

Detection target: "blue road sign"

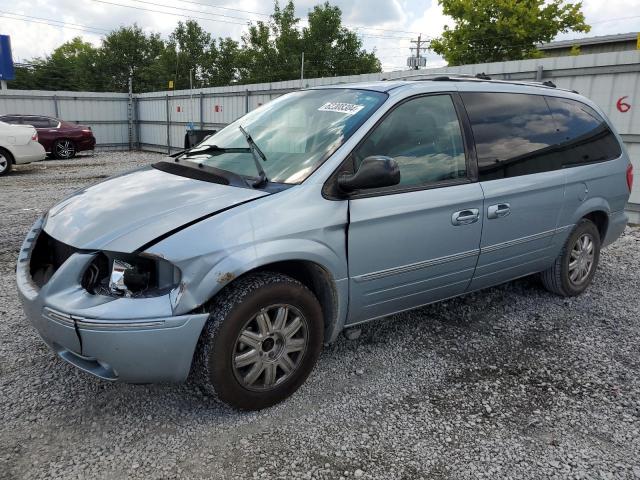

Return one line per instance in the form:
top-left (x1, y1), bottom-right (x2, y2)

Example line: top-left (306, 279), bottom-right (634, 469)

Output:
top-left (0, 35), bottom-right (16, 81)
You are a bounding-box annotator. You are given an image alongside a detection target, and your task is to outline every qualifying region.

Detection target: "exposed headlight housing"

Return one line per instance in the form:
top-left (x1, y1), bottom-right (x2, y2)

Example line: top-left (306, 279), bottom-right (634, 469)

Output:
top-left (82, 252), bottom-right (180, 298)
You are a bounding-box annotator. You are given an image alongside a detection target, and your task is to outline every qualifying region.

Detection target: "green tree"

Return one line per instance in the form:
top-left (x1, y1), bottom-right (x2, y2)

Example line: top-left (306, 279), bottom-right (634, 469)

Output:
top-left (8, 1), bottom-right (382, 91)
top-left (239, 1), bottom-right (300, 83)
top-left (301, 2), bottom-right (381, 79)
top-left (9, 38), bottom-right (101, 91)
top-left (430, 0), bottom-right (590, 65)
top-left (239, 1), bottom-right (380, 83)
top-left (205, 38), bottom-right (242, 86)
top-left (100, 25), bottom-right (165, 92)
top-left (160, 20), bottom-right (213, 90)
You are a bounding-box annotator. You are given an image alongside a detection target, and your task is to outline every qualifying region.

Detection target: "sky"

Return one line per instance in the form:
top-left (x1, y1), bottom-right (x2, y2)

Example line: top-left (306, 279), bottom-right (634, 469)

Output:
top-left (0, 0), bottom-right (639, 72)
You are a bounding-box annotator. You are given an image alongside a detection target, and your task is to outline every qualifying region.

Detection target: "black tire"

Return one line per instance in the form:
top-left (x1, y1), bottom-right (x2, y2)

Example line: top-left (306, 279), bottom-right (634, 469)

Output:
top-left (192, 272), bottom-right (324, 410)
top-left (540, 218), bottom-right (601, 297)
top-left (0, 148), bottom-right (13, 177)
top-left (53, 139), bottom-right (76, 159)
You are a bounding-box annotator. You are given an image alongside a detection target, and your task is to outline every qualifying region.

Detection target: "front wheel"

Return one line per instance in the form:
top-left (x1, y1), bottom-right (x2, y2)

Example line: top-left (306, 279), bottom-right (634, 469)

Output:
top-left (192, 272), bottom-right (324, 410)
top-left (540, 218), bottom-right (601, 297)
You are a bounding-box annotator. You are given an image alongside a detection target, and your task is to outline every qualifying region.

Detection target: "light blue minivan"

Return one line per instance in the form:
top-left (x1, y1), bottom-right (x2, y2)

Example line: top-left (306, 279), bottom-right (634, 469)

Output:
top-left (17, 76), bottom-right (633, 409)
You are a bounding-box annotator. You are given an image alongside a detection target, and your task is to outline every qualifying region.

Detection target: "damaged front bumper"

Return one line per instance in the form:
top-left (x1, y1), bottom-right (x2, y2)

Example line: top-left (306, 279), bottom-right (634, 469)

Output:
top-left (16, 217), bottom-right (208, 383)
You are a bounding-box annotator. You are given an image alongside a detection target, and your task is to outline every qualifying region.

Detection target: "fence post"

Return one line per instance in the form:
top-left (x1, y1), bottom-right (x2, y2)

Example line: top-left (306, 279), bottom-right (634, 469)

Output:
top-left (166, 94), bottom-right (171, 154)
top-left (53, 95), bottom-right (59, 117)
top-left (199, 91), bottom-right (204, 130)
top-left (245, 89), bottom-right (249, 114)
top-left (134, 97), bottom-right (141, 150)
top-left (127, 75), bottom-right (134, 151)
top-left (536, 65), bottom-right (544, 81)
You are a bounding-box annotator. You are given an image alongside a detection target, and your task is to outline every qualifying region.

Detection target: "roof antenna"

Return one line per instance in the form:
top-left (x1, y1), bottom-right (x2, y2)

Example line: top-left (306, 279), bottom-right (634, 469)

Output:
top-left (475, 73), bottom-right (491, 80)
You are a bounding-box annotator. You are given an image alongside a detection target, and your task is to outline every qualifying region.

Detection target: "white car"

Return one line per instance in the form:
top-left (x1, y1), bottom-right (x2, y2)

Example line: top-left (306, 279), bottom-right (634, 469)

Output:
top-left (0, 121), bottom-right (46, 176)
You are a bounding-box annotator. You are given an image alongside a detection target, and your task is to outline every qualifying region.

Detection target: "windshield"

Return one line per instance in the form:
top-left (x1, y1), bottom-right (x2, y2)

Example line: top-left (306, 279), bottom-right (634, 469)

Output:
top-left (181, 88), bottom-right (387, 184)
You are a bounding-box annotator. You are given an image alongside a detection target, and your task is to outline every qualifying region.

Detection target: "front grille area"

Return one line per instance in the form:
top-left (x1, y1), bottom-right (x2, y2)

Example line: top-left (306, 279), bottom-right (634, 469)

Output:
top-left (30, 231), bottom-right (80, 288)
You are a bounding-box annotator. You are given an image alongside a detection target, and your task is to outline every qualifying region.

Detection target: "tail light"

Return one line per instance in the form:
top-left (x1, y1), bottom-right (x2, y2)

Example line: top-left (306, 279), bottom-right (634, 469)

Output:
top-left (627, 163), bottom-right (634, 192)
top-left (81, 128), bottom-right (92, 135)
top-left (31, 132), bottom-right (38, 142)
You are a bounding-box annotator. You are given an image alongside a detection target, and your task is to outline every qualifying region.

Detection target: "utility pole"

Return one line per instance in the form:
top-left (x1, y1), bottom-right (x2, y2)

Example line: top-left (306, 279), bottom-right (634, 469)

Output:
top-left (300, 52), bottom-right (304, 89)
top-left (409, 34), bottom-right (428, 70)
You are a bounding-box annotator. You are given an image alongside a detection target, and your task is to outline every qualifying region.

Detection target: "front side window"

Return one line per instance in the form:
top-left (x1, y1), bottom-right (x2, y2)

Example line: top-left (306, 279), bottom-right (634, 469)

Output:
top-left (546, 96), bottom-right (621, 166)
top-left (184, 89), bottom-right (387, 184)
top-left (353, 94), bottom-right (467, 188)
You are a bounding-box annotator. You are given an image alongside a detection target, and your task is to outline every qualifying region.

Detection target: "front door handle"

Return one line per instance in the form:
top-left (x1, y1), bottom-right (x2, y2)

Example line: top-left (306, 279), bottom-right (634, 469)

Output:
top-left (487, 203), bottom-right (511, 219)
top-left (451, 208), bottom-right (479, 226)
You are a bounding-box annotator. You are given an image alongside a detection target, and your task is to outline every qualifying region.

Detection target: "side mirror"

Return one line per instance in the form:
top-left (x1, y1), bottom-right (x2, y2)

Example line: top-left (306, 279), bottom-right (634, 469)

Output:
top-left (338, 156), bottom-right (400, 193)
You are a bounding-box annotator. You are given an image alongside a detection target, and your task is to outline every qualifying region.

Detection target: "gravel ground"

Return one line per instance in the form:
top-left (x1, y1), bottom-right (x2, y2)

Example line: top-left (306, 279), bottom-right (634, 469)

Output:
top-left (1, 152), bottom-right (639, 480)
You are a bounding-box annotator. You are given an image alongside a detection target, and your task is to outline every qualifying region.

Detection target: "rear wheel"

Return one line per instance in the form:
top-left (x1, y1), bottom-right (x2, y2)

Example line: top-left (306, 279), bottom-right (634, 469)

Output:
top-left (192, 272), bottom-right (324, 410)
top-left (53, 139), bottom-right (76, 159)
top-left (0, 149), bottom-right (13, 176)
top-left (541, 218), bottom-right (601, 297)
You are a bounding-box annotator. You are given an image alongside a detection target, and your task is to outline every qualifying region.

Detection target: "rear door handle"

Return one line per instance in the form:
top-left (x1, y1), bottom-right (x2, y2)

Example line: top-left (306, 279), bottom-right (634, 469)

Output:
top-left (487, 203), bottom-right (511, 219)
top-left (451, 208), bottom-right (479, 226)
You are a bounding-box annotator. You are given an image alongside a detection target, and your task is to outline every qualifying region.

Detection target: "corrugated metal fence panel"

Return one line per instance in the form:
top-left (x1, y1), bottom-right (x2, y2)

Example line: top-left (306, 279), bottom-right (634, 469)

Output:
top-left (0, 90), bottom-right (129, 149)
top-left (0, 95), bottom-right (56, 116)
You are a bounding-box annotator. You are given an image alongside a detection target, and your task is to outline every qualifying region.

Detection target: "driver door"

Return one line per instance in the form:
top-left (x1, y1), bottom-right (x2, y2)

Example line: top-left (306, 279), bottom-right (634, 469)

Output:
top-left (346, 94), bottom-right (484, 324)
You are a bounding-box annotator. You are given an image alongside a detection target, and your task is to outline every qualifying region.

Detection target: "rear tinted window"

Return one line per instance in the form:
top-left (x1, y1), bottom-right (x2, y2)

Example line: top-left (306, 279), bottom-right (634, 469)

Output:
top-left (23, 116), bottom-right (52, 128)
top-left (462, 92), bottom-right (561, 180)
top-left (545, 96), bottom-right (621, 166)
top-left (0, 116), bottom-right (21, 124)
top-left (462, 92), bottom-right (621, 181)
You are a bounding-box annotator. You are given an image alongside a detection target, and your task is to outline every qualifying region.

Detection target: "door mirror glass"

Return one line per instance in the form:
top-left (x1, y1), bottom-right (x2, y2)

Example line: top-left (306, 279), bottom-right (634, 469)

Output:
top-left (338, 155), bottom-right (400, 192)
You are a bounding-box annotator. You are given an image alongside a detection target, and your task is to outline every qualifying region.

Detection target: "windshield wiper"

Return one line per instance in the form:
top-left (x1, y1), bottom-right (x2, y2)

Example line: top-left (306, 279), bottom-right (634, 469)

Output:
top-left (179, 142), bottom-right (268, 188)
top-left (180, 144), bottom-right (251, 157)
top-left (238, 125), bottom-right (268, 187)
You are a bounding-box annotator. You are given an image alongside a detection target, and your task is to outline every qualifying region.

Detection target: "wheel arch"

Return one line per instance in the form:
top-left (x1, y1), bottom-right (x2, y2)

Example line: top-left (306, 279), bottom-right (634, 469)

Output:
top-left (0, 145), bottom-right (16, 164)
top-left (582, 210), bottom-right (609, 242)
top-left (251, 260), bottom-right (340, 342)
top-left (200, 258), bottom-right (345, 343)
top-left (569, 197), bottom-right (612, 240)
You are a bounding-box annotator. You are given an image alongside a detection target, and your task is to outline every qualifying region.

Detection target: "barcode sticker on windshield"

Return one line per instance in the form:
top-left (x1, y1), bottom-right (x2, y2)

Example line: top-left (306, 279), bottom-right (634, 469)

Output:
top-left (318, 102), bottom-right (365, 115)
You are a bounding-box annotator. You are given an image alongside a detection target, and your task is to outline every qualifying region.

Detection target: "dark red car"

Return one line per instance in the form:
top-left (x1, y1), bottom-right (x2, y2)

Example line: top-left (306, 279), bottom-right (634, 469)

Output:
top-left (0, 115), bottom-right (96, 159)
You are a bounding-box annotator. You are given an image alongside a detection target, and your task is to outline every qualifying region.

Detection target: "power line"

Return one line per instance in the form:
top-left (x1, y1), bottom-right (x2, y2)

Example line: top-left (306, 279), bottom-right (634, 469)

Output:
top-left (105, 0), bottom-right (256, 22)
top-left (88, 0), bottom-right (250, 25)
top-left (165, 0), bottom-right (271, 17)
top-left (0, 12), bottom-right (109, 35)
top-left (139, 0), bottom-right (422, 35)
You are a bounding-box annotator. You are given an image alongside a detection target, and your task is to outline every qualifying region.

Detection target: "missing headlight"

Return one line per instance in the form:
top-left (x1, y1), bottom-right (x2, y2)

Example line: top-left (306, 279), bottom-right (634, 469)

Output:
top-left (82, 253), bottom-right (179, 298)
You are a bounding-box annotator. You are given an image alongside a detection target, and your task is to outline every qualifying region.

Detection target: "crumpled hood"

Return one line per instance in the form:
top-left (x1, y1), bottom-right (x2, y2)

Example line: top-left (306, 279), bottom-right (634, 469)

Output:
top-left (43, 166), bottom-right (268, 252)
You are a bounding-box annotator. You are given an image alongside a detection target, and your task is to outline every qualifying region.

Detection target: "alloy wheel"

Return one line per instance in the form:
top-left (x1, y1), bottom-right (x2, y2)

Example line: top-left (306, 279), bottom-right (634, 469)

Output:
top-left (232, 304), bottom-right (308, 391)
top-left (568, 233), bottom-right (595, 285)
top-left (0, 154), bottom-right (7, 173)
top-left (55, 140), bottom-right (75, 159)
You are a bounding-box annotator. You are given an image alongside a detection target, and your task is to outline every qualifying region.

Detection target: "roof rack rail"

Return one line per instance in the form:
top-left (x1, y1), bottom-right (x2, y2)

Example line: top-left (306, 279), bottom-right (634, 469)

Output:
top-left (387, 72), bottom-right (576, 93)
